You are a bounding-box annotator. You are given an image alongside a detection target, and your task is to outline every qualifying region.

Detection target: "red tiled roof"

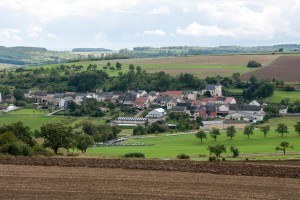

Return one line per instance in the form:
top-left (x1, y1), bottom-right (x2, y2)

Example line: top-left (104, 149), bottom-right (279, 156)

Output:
top-left (134, 97), bottom-right (148, 103)
top-left (165, 91), bottom-right (183, 96)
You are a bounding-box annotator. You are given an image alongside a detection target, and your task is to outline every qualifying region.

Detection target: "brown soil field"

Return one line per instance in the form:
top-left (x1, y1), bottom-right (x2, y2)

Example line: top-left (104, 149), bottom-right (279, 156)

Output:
top-left (132, 54), bottom-right (280, 66)
top-left (0, 157), bottom-right (300, 179)
top-left (1, 164), bottom-right (300, 200)
top-left (241, 56), bottom-right (300, 82)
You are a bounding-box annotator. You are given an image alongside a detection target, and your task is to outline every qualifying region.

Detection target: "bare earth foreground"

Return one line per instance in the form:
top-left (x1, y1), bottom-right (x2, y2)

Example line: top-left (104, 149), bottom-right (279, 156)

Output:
top-left (0, 158), bottom-right (300, 199)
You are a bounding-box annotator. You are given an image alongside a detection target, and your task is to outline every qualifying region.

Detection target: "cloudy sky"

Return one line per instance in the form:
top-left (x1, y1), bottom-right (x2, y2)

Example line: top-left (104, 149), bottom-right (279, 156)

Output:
top-left (1, 0), bottom-right (300, 50)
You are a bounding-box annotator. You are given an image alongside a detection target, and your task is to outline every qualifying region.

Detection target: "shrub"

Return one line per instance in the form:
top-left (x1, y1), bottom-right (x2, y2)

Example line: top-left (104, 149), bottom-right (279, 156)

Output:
top-left (124, 152), bottom-right (145, 158)
top-left (247, 60), bottom-right (262, 68)
top-left (222, 158), bottom-right (226, 161)
top-left (177, 154), bottom-right (190, 159)
top-left (32, 145), bottom-right (54, 157)
top-left (66, 152), bottom-right (79, 157)
top-left (283, 85), bottom-right (295, 91)
top-left (208, 156), bottom-right (216, 162)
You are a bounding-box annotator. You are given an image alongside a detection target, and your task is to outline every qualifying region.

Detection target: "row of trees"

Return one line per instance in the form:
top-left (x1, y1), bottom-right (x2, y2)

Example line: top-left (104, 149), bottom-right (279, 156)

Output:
top-left (195, 122), bottom-right (300, 142)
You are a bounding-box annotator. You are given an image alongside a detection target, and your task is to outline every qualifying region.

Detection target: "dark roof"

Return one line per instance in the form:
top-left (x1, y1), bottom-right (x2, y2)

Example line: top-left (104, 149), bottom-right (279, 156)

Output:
top-left (149, 91), bottom-right (158, 96)
top-left (98, 92), bottom-right (114, 97)
top-left (171, 106), bottom-right (186, 112)
top-left (54, 93), bottom-right (64, 98)
top-left (279, 105), bottom-right (288, 109)
top-left (229, 104), bottom-right (261, 112)
top-left (223, 120), bottom-right (251, 124)
top-left (204, 85), bottom-right (216, 90)
top-left (155, 96), bottom-right (172, 102)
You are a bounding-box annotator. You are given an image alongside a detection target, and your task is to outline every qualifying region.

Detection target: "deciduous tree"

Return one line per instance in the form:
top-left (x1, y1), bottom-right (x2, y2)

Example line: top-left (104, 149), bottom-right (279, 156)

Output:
top-left (196, 130), bottom-right (207, 142)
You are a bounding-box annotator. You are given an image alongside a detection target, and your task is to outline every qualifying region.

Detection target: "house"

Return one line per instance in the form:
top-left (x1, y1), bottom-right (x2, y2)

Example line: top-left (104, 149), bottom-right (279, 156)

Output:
top-left (137, 90), bottom-right (147, 97)
top-left (171, 106), bottom-right (187, 113)
top-left (249, 100), bottom-right (261, 106)
top-left (113, 117), bottom-right (148, 126)
top-left (3, 105), bottom-right (19, 113)
top-left (164, 91), bottom-right (183, 99)
top-left (75, 93), bottom-right (93, 105)
top-left (199, 106), bottom-right (207, 117)
top-left (1, 95), bottom-right (15, 104)
top-left (22, 89), bottom-right (31, 98)
top-left (201, 78), bottom-right (222, 97)
top-left (118, 93), bottom-right (136, 107)
top-left (154, 96), bottom-right (172, 106)
top-left (224, 97), bottom-right (237, 104)
top-left (183, 91), bottom-right (198, 101)
top-left (97, 92), bottom-right (114, 102)
top-left (279, 105), bottom-right (288, 114)
top-left (146, 108), bottom-right (166, 118)
top-left (166, 99), bottom-right (177, 110)
top-left (216, 104), bottom-right (229, 115)
top-left (133, 97), bottom-right (150, 109)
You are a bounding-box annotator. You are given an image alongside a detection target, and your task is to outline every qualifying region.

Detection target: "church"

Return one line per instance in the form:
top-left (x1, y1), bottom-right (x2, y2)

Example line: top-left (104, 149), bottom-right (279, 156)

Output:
top-left (201, 79), bottom-right (222, 97)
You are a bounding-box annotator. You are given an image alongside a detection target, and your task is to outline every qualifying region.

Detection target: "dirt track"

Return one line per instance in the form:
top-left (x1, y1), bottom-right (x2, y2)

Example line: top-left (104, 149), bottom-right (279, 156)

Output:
top-left (1, 164), bottom-right (300, 200)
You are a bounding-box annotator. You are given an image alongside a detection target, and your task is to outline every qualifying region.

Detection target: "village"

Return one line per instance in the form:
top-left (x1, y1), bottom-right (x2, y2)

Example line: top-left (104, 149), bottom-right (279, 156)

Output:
top-left (1, 81), bottom-right (288, 131)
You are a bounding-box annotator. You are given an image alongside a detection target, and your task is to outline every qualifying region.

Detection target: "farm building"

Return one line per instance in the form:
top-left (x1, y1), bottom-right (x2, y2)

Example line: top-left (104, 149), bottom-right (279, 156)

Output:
top-left (146, 108), bottom-right (166, 118)
top-left (201, 120), bottom-right (250, 130)
top-left (279, 105), bottom-right (288, 114)
top-left (113, 117), bottom-right (148, 126)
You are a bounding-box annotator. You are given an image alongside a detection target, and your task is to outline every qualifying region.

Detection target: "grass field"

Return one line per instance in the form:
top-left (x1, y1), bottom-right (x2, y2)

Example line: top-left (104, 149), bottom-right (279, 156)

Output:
top-left (87, 116), bottom-right (300, 159)
top-left (266, 91), bottom-right (300, 103)
top-left (0, 108), bottom-right (106, 131)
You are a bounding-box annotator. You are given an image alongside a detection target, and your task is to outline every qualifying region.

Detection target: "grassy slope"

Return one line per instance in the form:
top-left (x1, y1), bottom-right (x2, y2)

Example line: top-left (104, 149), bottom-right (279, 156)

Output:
top-left (87, 116), bottom-right (300, 159)
top-left (0, 108), bottom-right (106, 131)
top-left (266, 91), bottom-right (300, 103)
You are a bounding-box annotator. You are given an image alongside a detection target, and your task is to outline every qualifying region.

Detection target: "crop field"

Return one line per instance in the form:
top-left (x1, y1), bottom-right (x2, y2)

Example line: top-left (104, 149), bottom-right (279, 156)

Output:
top-left (266, 91), bottom-right (300, 103)
top-left (0, 158), bottom-right (300, 199)
top-left (241, 56), bottom-right (300, 82)
top-left (0, 63), bottom-right (18, 69)
top-left (87, 116), bottom-right (300, 159)
top-left (23, 54), bottom-right (282, 78)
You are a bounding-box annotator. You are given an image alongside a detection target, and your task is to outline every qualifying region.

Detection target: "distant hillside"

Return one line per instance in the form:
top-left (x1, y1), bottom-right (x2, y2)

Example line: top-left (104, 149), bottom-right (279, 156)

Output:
top-left (0, 46), bottom-right (78, 66)
top-left (115, 44), bottom-right (300, 58)
top-left (72, 48), bottom-right (113, 52)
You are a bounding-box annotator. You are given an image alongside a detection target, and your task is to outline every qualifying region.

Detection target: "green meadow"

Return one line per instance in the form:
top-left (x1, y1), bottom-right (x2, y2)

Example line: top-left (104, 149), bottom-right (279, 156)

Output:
top-left (87, 116), bottom-right (300, 160)
top-left (266, 91), bottom-right (300, 103)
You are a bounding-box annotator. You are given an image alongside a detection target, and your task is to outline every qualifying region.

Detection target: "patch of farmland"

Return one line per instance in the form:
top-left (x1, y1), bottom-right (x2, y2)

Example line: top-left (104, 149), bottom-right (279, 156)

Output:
top-left (241, 56), bottom-right (300, 82)
top-left (1, 163), bottom-right (300, 200)
top-left (132, 54), bottom-right (280, 66)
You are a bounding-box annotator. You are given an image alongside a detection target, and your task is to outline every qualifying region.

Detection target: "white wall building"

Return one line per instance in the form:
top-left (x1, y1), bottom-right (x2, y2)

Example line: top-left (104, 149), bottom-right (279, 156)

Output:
top-left (146, 108), bottom-right (166, 118)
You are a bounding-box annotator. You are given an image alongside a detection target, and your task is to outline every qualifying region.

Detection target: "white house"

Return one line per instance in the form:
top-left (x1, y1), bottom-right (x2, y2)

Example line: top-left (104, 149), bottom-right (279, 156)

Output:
top-left (146, 108), bottom-right (166, 118)
top-left (201, 78), bottom-right (222, 97)
top-left (279, 105), bottom-right (288, 114)
top-left (249, 100), bottom-right (261, 106)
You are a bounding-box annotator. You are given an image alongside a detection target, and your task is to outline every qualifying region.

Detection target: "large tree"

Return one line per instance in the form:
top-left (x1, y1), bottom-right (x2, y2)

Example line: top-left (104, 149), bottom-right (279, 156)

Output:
top-left (41, 123), bottom-right (75, 154)
top-left (210, 128), bottom-right (220, 141)
top-left (276, 123), bottom-right (288, 137)
top-left (207, 144), bottom-right (226, 158)
top-left (196, 130), bottom-right (207, 142)
top-left (260, 125), bottom-right (270, 138)
top-left (226, 126), bottom-right (236, 140)
top-left (76, 134), bottom-right (94, 153)
top-left (276, 141), bottom-right (293, 155)
top-left (294, 122), bottom-right (300, 136)
top-left (244, 125), bottom-right (254, 139)
top-left (13, 89), bottom-right (25, 101)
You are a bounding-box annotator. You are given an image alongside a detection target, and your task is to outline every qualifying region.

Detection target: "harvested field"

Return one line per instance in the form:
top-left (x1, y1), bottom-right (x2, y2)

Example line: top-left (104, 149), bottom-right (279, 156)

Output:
top-left (241, 56), bottom-right (300, 82)
top-left (1, 157), bottom-right (300, 179)
top-left (1, 159), bottom-right (300, 199)
top-left (132, 54), bottom-right (280, 66)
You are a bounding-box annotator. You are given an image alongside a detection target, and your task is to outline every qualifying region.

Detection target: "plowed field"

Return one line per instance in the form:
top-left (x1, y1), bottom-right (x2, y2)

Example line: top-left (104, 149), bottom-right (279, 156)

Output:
top-left (241, 56), bottom-right (300, 82)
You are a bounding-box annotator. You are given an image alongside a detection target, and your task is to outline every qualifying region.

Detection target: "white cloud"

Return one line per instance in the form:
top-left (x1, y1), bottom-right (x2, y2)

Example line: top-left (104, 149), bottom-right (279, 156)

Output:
top-left (176, 22), bottom-right (235, 37)
top-left (0, 0), bottom-right (141, 22)
top-left (143, 29), bottom-right (166, 36)
top-left (148, 6), bottom-right (170, 15)
top-left (182, 7), bottom-right (189, 13)
top-left (0, 28), bottom-right (22, 41)
top-left (47, 33), bottom-right (58, 40)
top-left (94, 32), bottom-right (106, 41)
top-left (27, 25), bottom-right (43, 38)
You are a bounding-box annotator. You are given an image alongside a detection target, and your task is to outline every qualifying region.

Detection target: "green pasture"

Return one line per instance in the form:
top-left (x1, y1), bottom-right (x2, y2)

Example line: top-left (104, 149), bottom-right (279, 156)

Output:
top-left (266, 91), bottom-right (300, 103)
top-left (0, 108), bottom-right (106, 131)
top-left (87, 116), bottom-right (300, 159)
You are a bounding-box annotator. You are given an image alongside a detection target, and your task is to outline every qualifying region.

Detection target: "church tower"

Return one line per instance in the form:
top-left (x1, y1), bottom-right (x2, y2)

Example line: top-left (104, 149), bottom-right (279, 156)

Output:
top-left (214, 76), bottom-right (222, 96)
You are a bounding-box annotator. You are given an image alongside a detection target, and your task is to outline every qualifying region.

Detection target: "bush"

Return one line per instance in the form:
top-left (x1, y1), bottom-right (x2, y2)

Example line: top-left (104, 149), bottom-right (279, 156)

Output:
top-left (283, 85), bottom-right (295, 91)
top-left (222, 158), bottom-right (226, 161)
top-left (66, 152), bottom-right (79, 157)
top-left (1, 143), bottom-right (23, 156)
top-left (32, 145), bottom-right (54, 157)
top-left (177, 153), bottom-right (190, 159)
top-left (247, 60), bottom-right (262, 68)
top-left (124, 152), bottom-right (145, 158)
top-left (208, 156), bottom-right (216, 162)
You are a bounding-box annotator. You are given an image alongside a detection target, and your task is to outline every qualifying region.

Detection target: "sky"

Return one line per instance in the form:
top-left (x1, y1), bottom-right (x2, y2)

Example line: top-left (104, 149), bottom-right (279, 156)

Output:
top-left (0, 0), bottom-right (300, 50)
